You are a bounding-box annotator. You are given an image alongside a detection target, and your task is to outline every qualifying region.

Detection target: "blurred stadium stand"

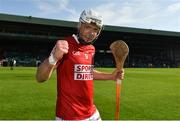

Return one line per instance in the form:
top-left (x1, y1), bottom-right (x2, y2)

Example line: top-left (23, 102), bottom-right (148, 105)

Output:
top-left (0, 13), bottom-right (180, 68)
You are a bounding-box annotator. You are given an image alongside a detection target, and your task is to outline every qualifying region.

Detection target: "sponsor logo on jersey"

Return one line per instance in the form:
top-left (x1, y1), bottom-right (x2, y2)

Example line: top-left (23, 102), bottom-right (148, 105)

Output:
top-left (72, 51), bottom-right (80, 56)
top-left (74, 64), bottom-right (94, 80)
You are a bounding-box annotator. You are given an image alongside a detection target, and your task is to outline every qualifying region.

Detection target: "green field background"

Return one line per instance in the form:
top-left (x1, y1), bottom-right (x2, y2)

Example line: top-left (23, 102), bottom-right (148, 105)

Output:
top-left (0, 67), bottom-right (180, 120)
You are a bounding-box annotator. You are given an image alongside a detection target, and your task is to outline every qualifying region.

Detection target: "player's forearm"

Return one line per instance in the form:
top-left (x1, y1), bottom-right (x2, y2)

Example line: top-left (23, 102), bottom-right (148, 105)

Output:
top-left (93, 69), bottom-right (114, 80)
top-left (36, 58), bottom-right (55, 83)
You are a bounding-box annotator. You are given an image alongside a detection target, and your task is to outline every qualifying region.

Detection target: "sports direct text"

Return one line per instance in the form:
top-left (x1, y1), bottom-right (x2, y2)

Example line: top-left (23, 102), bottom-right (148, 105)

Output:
top-left (74, 64), bottom-right (94, 80)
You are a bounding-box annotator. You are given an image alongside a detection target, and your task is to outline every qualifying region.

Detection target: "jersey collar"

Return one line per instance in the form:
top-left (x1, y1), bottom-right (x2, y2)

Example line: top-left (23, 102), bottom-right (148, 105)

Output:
top-left (72, 34), bottom-right (80, 44)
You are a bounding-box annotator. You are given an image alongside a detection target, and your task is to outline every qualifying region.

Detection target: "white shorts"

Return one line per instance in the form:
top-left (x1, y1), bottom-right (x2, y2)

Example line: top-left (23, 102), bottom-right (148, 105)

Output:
top-left (56, 109), bottom-right (102, 121)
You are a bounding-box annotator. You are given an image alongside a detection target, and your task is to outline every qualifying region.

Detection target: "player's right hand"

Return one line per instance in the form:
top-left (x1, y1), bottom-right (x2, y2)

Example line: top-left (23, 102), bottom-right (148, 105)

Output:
top-left (51, 40), bottom-right (69, 61)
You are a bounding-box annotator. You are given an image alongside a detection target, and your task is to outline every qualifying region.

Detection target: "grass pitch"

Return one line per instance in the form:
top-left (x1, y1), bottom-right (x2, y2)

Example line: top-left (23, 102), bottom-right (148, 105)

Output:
top-left (0, 67), bottom-right (180, 120)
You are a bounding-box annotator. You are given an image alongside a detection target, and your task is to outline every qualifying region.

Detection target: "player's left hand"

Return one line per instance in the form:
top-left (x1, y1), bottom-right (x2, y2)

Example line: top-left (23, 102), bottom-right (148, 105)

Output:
top-left (112, 69), bottom-right (124, 80)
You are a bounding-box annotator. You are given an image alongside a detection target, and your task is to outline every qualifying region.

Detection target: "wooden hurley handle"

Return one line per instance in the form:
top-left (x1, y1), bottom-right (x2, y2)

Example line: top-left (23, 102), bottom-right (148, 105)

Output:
top-left (115, 79), bottom-right (121, 120)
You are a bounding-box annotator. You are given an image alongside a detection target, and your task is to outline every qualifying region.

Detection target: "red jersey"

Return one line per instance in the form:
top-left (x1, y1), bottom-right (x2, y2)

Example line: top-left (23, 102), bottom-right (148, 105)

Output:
top-left (56, 35), bottom-right (96, 120)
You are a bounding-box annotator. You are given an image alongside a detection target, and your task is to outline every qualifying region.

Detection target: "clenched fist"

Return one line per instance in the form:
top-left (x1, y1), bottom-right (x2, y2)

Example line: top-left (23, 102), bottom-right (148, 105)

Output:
top-left (49, 40), bottom-right (69, 65)
top-left (54, 40), bottom-right (69, 60)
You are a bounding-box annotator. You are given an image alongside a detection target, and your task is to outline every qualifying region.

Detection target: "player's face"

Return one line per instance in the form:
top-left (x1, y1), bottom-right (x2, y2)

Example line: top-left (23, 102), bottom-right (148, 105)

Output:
top-left (79, 23), bottom-right (100, 42)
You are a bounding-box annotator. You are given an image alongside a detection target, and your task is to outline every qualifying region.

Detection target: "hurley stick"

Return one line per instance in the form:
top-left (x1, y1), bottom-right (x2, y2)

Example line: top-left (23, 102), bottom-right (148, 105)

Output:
top-left (110, 40), bottom-right (129, 120)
